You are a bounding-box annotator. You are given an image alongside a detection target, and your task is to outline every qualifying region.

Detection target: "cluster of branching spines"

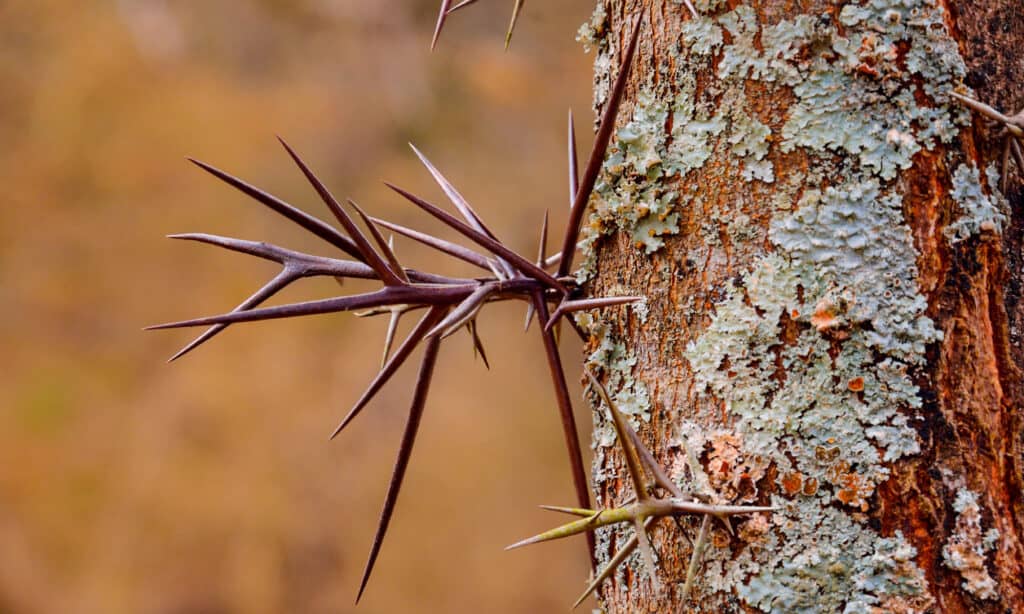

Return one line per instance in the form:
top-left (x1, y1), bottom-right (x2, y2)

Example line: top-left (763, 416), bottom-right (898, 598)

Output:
top-left (150, 19), bottom-right (644, 604)
top-left (432, 0), bottom-right (526, 50)
top-left (508, 369), bottom-right (773, 608)
top-left (952, 91), bottom-right (1024, 192)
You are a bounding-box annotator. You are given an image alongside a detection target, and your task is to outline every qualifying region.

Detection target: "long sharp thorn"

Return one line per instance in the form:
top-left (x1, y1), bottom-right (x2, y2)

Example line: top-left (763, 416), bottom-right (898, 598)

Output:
top-left (408, 144), bottom-right (515, 278)
top-left (409, 144), bottom-right (499, 241)
top-left (431, 0), bottom-right (454, 51)
top-left (147, 286), bottom-right (461, 330)
top-left (572, 521), bottom-right (649, 609)
top-left (186, 158), bottom-right (364, 262)
top-left (504, 0), bottom-right (525, 49)
top-left (355, 334), bottom-right (442, 604)
top-left (681, 515), bottom-right (711, 602)
top-left (523, 302), bottom-right (535, 332)
top-left (634, 516), bottom-right (661, 592)
top-left (584, 367), bottom-right (649, 499)
top-left (950, 92), bottom-right (1014, 126)
top-left (532, 291), bottom-right (596, 569)
top-left (568, 110), bottom-right (579, 208)
top-left (332, 308), bottom-right (446, 438)
top-left (349, 201), bottom-right (409, 283)
top-left (627, 429), bottom-right (683, 498)
top-left (544, 296), bottom-right (644, 332)
top-left (537, 210), bottom-right (549, 266)
top-left (468, 319), bottom-right (490, 369)
top-left (168, 270), bottom-right (293, 362)
top-left (447, 0), bottom-right (479, 13)
top-left (558, 16), bottom-right (642, 277)
top-left (386, 183), bottom-right (565, 292)
top-left (506, 509), bottom-right (618, 551)
top-left (371, 217), bottom-right (493, 272)
top-left (539, 505), bottom-right (598, 517)
top-left (381, 310), bottom-right (402, 368)
top-left (278, 138), bottom-right (405, 286)
top-left (427, 283), bottom-right (495, 338)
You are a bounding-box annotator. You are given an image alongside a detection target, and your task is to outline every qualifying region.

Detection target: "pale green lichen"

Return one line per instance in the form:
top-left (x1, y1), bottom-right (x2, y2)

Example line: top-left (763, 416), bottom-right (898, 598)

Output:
top-left (942, 488), bottom-right (1000, 600)
top-left (945, 163), bottom-right (1007, 242)
top-left (733, 497), bottom-right (930, 613)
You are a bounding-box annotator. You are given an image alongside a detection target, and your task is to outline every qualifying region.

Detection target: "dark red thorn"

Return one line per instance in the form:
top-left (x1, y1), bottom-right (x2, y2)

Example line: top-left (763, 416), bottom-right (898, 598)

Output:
top-left (537, 210), bottom-right (550, 267)
top-left (431, 0), bottom-right (454, 51)
top-left (568, 110), bottom-right (579, 209)
top-left (168, 271), bottom-right (293, 363)
top-left (557, 16), bottom-right (642, 277)
top-left (543, 296), bottom-right (644, 332)
top-left (468, 319), bottom-right (490, 369)
top-left (146, 285), bottom-right (469, 330)
top-left (186, 157), bottom-right (364, 262)
top-left (167, 233), bottom-right (377, 279)
top-left (1001, 138), bottom-right (1012, 194)
top-left (371, 217), bottom-right (493, 272)
top-left (348, 200), bottom-right (410, 283)
top-left (355, 334), bottom-right (442, 604)
top-left (277, 138), bottom-right (405, 287)
top-left (427, 283), bottom-right (496, 339)
top-left (331, 307), bottom-right (447, 438)
top-left (409, 144), bottom-right (515, 278)
top-left (385, 182), bottom-right (566, 293)
top-left (531, 290), bottom-right (597, 571)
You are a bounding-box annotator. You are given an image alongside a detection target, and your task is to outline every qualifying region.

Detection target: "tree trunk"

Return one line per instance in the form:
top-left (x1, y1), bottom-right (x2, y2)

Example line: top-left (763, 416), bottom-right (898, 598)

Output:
top-left (577, 0), bottom-right (1024, 611)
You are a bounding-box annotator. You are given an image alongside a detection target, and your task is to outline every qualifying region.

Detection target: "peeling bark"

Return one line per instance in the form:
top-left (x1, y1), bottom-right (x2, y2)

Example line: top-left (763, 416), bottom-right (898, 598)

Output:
top-left (578, 1), bottom-right (1023, 611)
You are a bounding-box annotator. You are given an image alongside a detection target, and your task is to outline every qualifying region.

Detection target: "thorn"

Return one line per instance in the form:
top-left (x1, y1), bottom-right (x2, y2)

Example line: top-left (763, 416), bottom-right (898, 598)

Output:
top-left (348, 200), bottom-right (410, 283)
top-left (539, 505), bottom-right (598, 517)
top-left (544, 296), bottom-right (644, 332)
top-left (467, 319), bottom-right (490, 369)
top-left (277, 138), bottom-right (405, 286)
top-left (633, 516), bottom-right (662, 592)
top-left (531, 290), bottom-right (596, 569)
top-left (584, 367), bottom-right (649, 500)
top-left (504, 0), bottom-right (525, 50)
top-left (371, 217), bottom-right (493, 272)
top-left (385, 182), bottom-right (565, 292)
top-left (680, 515), bottom-right (711, 602)
top-left (568, 110), bottom-right (579, 209)
top-left (558, 15), bottom-right (643, 277)
top-left (572, 522), bottom-right (647, 609)
top-left (331, 308), bottom-right (446, 438)
top-left (187, 157), bottom-right (364, 261)
top-left (431, 0), bottom-right (454, 51)
top-left (382, 309), bottom-right (403, 368)
top-left (409, 143), bottom-right (515, 278)
top-left (355, 335), bottom-right (442, 603)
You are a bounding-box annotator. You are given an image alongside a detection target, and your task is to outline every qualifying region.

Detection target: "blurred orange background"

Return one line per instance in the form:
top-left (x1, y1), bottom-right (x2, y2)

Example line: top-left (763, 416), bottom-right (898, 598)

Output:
top-left (0, 1), bottom-right (602, 612)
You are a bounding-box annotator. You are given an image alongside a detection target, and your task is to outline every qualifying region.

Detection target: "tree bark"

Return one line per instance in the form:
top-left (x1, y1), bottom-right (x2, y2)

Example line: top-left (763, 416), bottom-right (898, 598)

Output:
top-left (577, 1), bottom-right (1023, 611)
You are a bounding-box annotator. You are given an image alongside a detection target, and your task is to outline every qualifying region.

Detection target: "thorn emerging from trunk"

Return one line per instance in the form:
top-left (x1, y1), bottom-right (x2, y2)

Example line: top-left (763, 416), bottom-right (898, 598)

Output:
top-left (506, 368), bottom-right (773, 608)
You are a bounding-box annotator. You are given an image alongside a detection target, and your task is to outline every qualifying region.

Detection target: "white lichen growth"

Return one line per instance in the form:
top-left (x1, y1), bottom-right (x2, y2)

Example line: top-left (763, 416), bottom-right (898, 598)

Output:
top-left (942, 489), bottom-right (1000, 600)
top-left (945, 163), bottom-right (1007, 242)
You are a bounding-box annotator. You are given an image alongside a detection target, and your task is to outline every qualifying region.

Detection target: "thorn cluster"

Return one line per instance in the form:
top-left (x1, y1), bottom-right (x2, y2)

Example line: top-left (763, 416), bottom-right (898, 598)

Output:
top-left (150, 19), bottom-right (644, 603)
top-left (432, 0), bottom-right (527, 50)
top-left (951, 91), bottom-right (1024, 192)
top-left (507, 369), bottom-right (773, 608)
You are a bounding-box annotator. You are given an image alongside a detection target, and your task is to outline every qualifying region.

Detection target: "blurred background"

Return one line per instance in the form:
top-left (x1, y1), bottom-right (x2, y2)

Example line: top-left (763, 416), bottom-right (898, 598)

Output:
top-left (0, 1), bottom-right (601, 612)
